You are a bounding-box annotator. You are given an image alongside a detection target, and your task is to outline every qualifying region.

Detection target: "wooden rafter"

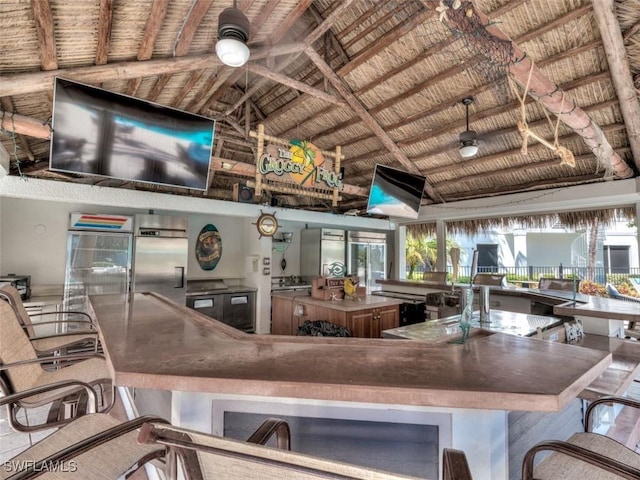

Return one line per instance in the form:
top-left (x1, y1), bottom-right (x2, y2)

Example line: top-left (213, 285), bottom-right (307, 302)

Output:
top-left (592, 0), bottom-right (640, 171)
top-left (95, 0), bottom-right (114, 65)
top-left (124, 0), bottom-right (170, 96)
top-left (30, 0), bottom-right (57, 71)
top-left (244, 63), bottom-right (347, 108)
top-left (308, 4), bottom-right (349, 66)
top-left (173, 0), bottom-right (214, 57)
top-left (150, 0), bottom-right (215, 105)
top-left (265, 8), bottom-right (434, 126)
top-left (305, 46), bottom-right (443, 203)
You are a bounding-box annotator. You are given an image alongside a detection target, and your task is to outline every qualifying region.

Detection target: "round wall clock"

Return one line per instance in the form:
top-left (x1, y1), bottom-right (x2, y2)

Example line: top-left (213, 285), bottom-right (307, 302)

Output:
top-left (254, 211), bottom-right (278, 238)
top-left (195, 224), bottom-right (222, 271)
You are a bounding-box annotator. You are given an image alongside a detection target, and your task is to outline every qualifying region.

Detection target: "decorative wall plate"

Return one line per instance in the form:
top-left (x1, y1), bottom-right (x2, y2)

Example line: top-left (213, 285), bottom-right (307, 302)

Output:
top-left (195, 224), bottom-right (222, 271)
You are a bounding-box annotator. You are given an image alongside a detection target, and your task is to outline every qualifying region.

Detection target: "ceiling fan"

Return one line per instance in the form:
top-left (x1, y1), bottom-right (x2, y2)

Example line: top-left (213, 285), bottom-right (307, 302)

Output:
top-left (215, 3), bottom-right (251, 67)
top-left (459, 97), bottom-right (479, 158)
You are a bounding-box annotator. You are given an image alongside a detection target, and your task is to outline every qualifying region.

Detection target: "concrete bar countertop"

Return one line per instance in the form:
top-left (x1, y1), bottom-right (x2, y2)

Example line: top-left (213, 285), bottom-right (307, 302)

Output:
top-left (90, 292), bottom-right (611, 412)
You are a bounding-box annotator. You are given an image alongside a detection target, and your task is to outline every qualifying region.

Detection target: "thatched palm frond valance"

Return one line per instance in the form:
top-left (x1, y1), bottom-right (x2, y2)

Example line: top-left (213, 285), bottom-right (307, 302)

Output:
top-left (406, 207), bottom-right (636, 237)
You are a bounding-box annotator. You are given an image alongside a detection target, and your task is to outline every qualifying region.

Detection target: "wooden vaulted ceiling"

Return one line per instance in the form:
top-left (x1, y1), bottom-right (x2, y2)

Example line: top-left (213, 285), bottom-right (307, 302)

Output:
top-left (1, 0), bottom-right (639, 216)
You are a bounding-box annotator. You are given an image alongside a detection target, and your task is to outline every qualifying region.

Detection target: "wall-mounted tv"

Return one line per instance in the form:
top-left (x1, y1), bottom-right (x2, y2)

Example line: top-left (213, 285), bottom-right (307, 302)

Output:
top-left (366, 164), bottom-right (426, 219)
top-left (50, 77), bottom-right (215, 191)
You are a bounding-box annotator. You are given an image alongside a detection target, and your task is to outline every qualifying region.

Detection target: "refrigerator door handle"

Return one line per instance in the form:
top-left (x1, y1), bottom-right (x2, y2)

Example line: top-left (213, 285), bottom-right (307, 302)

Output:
top-left (174, 267), bottom-right (185, 288)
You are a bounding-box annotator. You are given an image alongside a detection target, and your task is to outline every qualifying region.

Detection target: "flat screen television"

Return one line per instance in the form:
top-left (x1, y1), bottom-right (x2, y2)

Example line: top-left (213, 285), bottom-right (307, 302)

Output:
top-left (50, 77), bottom-right (215, 191)
top-left (366, 164), bottom-right (426, 219)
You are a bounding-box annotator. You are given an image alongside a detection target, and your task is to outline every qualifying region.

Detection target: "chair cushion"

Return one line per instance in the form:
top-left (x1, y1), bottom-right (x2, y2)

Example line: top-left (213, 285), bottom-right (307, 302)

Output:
top-left (534, 432), bottom-right (640, 479)
top-left (606, 283), bottom-right (620, 297)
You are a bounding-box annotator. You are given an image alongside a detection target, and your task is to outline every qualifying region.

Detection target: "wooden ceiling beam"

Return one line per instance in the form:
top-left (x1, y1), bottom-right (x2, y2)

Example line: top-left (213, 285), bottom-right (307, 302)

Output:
top-left (0, 99), bottom-right (35, 162)
top-left (244, 63), bottom-right (347, 107)
top-left (421, 0), bottom-right (632, 179)
top-left (0, 111), bottom-right (51, 139)
top-left (592, 0), bottom-right (640, 172)
top-left (305, 46), bottom-right (443, 203)
top-left (30, 0), bottom-right (57, 71)
top-left (0, 43), bottom-right (304, 98)
top-left (95, 0), bottom-right (114, 65)
top-left (515, 4), bottom-right (593, 45)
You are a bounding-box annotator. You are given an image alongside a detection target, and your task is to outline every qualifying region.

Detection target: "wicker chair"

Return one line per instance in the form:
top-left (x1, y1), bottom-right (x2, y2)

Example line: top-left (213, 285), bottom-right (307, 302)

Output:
top-left (0, 301), bottom-right (114, 432)
top-left (422, 271), bottom-right (448, 284)
top-left (538, 278), bottom-right (579, 292)
top-left (522, 396), bottom-right (640, 479)
top-left (0, 285), bottom-right (99, 355)
top-left (605, 283), bottom-right (640, 339)
top-left (472, 273), bottom-right (506, 286)
top-left (137, 423), bottom-right (472, 480)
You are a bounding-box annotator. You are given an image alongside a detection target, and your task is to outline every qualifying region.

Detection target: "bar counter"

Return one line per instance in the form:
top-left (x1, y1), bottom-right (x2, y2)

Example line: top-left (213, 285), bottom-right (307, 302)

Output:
top-left (91, 292), bottom-right (610, 413)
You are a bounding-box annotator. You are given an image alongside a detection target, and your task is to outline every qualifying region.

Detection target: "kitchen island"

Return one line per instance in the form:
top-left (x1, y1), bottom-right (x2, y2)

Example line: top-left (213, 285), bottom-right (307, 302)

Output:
top-left (90, 291), bottom-right (611, 480)
top-left (271, 290), bottom-right (403, 337)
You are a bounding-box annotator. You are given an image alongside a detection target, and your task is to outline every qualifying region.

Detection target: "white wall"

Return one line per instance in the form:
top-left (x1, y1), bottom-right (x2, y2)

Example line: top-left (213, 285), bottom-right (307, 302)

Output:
top-left (0, 197), bottom-right (253, 288)
top-left (527, 232), bottom-right (581, 268)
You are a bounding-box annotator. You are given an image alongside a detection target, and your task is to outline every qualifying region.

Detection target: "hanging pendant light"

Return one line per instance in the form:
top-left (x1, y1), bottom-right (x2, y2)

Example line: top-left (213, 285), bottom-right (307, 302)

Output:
top-left (216, 4), bottom-right (250, 67)
top-left (459, 97), bottom-right (479, 158)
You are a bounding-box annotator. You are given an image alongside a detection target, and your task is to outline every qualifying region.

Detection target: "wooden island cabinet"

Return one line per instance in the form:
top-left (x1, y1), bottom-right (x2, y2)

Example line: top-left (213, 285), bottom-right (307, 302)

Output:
top-left (271, 291), bottom-right (402, 338)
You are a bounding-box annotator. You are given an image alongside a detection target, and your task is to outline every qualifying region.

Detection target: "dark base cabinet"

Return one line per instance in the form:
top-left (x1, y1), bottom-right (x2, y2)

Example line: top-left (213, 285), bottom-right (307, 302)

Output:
top-left (187, 290), bottom-right (256, 333)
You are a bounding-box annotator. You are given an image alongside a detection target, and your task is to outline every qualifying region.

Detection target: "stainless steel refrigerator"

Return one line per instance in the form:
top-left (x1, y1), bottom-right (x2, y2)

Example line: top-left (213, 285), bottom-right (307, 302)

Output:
top-left (347, 231), bottom-right (387, 293)
top-left (300, 228), bottom-right (346, 280)
top-left (63, 213), bottom-right (134, 314)
top-left (132, 214), bottom-right (188, 304)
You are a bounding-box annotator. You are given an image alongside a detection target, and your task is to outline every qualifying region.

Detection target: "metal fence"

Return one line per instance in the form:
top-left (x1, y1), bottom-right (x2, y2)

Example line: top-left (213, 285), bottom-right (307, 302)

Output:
top-left (409, 265), bottom-right (640, 284)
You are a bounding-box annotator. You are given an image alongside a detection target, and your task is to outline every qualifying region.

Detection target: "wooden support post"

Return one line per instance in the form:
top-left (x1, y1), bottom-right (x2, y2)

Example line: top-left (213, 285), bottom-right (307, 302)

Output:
top-left (255, 123), bottom-right (264, 198)
top-left (332, 145), bottom-right (341, 207)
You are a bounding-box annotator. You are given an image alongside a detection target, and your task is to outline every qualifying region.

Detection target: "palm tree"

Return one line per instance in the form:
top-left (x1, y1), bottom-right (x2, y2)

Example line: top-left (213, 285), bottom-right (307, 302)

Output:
top-left (406, 233), bottom-right (463, 279)
top-left (405, 233), bottom-right (427, 279)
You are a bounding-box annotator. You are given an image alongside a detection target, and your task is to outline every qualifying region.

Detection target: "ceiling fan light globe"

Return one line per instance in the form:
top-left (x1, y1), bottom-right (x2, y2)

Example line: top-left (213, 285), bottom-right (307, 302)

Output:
top-left (459, 144), bottom-right (479, 158)
top-left (216, 38), bottom-right (250, 67)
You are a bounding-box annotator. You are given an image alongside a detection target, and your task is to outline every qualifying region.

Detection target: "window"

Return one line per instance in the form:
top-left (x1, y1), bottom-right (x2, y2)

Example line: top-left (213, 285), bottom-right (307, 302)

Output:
top-left (477, 244), bottom-right (498, 272)
top-left (603, 245), bottom-right (629, 274)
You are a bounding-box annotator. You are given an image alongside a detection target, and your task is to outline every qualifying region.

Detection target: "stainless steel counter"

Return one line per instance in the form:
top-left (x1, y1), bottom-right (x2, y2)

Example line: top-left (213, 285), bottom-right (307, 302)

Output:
top-left (383, 310), bottom-right (563, 343)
